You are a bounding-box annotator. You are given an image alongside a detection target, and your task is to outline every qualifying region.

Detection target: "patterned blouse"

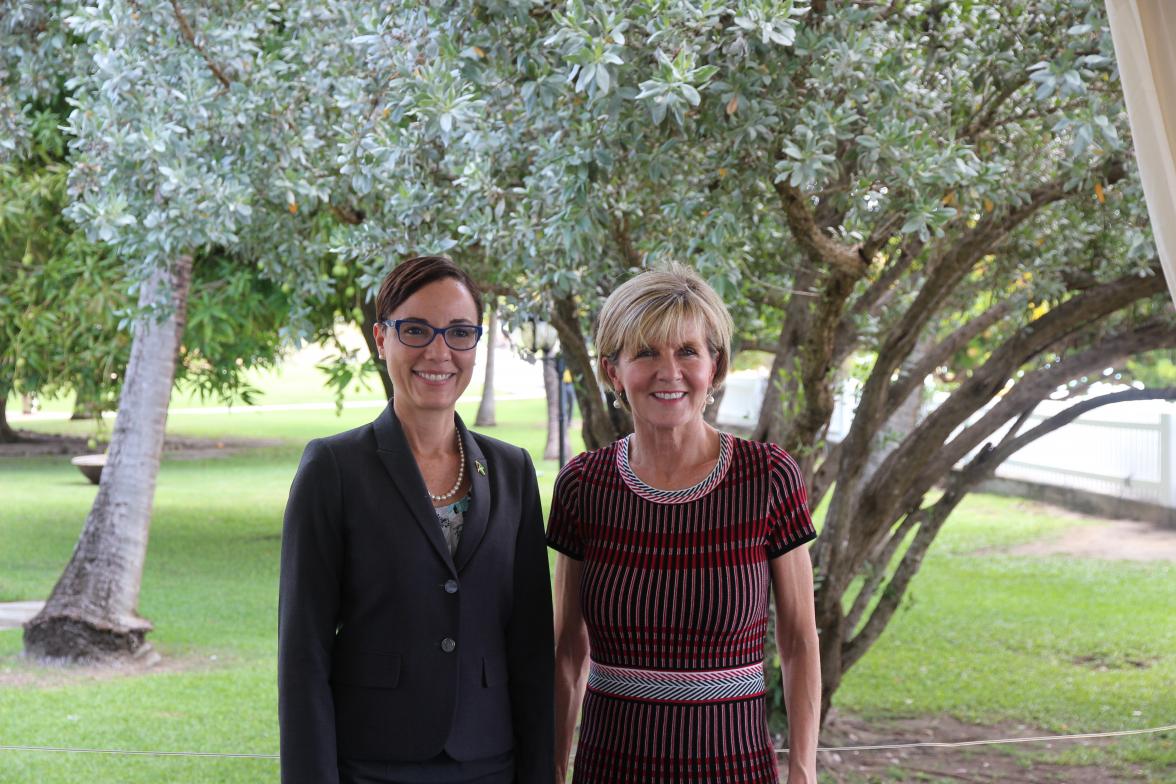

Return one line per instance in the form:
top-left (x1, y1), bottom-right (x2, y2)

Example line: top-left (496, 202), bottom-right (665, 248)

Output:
top-left (435, 494), bottom-right (471, 556)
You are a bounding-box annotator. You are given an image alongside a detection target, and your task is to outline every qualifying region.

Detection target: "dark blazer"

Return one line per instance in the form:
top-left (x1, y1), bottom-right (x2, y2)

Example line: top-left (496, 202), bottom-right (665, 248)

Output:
top-left (278, 404), bottom-right (554, 784)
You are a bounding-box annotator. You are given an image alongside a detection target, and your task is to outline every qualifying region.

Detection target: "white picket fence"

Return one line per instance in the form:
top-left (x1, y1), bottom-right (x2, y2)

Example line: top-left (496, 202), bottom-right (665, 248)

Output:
top-left (717, 374), bottom-right (1176, 510)
top-left (987, 404), bottom-right (1176, 509)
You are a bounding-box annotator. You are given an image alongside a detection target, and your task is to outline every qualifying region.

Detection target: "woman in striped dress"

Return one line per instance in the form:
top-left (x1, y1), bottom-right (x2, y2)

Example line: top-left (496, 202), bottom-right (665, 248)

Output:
top-left (548, 265), bottom-right (820, 783)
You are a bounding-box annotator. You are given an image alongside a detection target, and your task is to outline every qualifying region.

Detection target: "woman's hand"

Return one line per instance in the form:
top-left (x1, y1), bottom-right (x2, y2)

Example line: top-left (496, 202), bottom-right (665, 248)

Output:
top-left (771, 546), bottom-right (821, 784)
top-left (553, 554), bottom-right (589, 783)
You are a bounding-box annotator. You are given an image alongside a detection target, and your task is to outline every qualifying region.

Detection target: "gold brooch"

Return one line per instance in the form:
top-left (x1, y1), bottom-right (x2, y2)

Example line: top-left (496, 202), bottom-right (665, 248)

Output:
top-left (475, 460), bottom-right (487, 476)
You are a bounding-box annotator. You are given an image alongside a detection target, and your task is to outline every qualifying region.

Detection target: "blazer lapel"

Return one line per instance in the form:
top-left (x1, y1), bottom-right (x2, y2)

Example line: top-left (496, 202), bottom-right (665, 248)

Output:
top-left (372, 403), bottom-right (457, 576)
top-left (453, 413), bottom-right (491, 573)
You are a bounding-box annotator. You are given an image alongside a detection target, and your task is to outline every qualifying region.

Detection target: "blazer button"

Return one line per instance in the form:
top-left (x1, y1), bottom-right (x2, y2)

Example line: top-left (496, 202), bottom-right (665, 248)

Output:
top-left (444, 579), bottom-right (459, 594)
top-left (441, 637), bottom-right (456, 653)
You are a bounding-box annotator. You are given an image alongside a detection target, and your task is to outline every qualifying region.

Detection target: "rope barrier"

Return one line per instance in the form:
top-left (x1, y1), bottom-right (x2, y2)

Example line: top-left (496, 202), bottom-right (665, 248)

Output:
top-left (783, 722), bottom-right (1176, 754)
top-left (1, 723), bottom-right (1172, 760)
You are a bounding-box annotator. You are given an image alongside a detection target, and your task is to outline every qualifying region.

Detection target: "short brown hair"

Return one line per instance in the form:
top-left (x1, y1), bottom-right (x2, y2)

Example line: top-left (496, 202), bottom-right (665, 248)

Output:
top-left (595, 263), bottom-right (734, 402)
top-left (374, 255), bottom-right (483, 323)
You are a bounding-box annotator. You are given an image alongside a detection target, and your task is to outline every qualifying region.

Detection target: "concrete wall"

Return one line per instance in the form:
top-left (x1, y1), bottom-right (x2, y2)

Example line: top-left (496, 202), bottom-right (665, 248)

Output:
top-left (977, 475), bottom-right (1176, 530)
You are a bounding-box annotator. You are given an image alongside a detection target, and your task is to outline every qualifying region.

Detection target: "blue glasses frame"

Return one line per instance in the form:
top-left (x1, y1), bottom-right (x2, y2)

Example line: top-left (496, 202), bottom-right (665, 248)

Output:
top-left (378, 319), bottom-right (483, 351)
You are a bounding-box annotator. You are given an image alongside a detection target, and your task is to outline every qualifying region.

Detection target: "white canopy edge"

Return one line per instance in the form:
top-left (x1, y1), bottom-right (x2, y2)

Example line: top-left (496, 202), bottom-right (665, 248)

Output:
top-left (1106, 0), bottom-right (1176, 307)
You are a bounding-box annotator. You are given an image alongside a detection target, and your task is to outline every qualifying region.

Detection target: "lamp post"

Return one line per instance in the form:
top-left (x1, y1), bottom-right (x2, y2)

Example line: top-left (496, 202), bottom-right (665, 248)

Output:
top-left (515, 318), bottom-right (568, 466)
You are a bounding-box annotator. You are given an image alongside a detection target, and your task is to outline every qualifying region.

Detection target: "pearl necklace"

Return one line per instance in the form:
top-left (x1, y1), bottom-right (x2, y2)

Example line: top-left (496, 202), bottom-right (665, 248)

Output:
top-left (429, 431), bottom-right (465, 502)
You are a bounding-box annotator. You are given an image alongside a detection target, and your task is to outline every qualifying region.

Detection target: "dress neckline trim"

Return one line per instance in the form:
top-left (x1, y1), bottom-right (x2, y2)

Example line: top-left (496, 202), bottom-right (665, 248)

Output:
top-left (616, 431), bottom-right (732, 504)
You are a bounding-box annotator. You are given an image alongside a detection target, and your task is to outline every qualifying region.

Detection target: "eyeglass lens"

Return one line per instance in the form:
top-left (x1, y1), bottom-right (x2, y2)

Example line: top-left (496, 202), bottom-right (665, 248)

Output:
top-left (397, 322), bottom-right (480, 350)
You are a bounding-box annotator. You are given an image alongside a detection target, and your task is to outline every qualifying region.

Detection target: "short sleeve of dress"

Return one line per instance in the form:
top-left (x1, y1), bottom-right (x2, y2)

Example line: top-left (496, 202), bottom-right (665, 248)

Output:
top-left (765, 444), bottom-right (818, 558)
top-left (546, 453), bottom-right (586, 560)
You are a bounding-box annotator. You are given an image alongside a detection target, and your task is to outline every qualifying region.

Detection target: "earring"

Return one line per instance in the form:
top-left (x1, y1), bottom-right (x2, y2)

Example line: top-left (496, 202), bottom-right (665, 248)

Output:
top-left (705, 390), bottom-right (716, 406)
top-left (612, 389), bottom-right (626, 408)
top-left (612, 398), bottom-right (622, 409)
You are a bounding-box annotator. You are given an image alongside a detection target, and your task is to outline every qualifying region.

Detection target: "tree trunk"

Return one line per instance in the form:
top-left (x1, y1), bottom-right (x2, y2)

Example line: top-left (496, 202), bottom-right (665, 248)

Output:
top-left (863, 337), bottom-right (930, 481)
top-left (810, 319), bottom-right (1176, 716)
top-left (550, 294), bottom-right (627, 449)
top-left (359, 296), bottom-right (394, 400)
top-left (814, 590), bottom-right (845, 725)
top-left (24, 256), bottom-right (194, 664)
top-left (475, 308), bottom-right (498, 427)
top-left (542, 354), bottom-right (561, 460)
top-left (0, 392), bottom-right (22, 443)
top-left (787, 269), bottom-right (860, 469)
top-left (751, 269), bottom-right (813, 446)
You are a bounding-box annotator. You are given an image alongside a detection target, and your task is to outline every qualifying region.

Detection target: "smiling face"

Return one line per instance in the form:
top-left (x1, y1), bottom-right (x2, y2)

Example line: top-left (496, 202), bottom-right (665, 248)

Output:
top-left (374, 277), bottom-right (480, 421)
top-left (603, 318), bottom-right (717, 435)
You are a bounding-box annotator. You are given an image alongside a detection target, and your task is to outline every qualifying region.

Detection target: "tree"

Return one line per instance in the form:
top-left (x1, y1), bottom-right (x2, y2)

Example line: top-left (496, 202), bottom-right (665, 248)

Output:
top-left (475, 305), bottom-right (499, 427)
top-left (3, 0), bottom-right (545, 660)
top-left (8, 2), bottom-right (1174, 719)
top-left (0, 100), bottom-right (295, 447)
top-left (0, 105), bottom-right (128, 441)
top-left (3, 2), bottom-right (334, 660)
top-left (348, 0), bottom-right (1176, 718)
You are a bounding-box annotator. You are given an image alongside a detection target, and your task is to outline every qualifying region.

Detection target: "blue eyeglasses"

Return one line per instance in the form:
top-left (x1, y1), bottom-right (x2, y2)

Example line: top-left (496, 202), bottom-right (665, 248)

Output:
top-left (378, 319), bottom-right (483, 351)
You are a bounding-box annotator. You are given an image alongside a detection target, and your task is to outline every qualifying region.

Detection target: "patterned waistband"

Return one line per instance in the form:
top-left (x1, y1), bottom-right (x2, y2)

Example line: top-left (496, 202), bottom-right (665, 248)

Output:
top-left (587, 661), bottom-right (765, 704)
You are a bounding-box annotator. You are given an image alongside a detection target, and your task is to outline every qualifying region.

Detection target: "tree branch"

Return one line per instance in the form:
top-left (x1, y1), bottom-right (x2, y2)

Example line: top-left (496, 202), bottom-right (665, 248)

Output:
top-left (744, 277), bottom-right (807, 311)
top-left (843, 510), bottom-right (921, 636)
top-left (752, 264), bottom-right (817, 443)
top-left (610, 212), bottom-right (642, 268)
top-left (909, 275), bottom-right (1168, 467)
top-left (850, 236), bottom-right (925, 322)
top-left (828, 174), bottom-right (1079, 511)
top-left (329, 203), bottom-right (365, 225)
top-left (809, 439), bottom-right (842, 508)
top-left (738, 339), bottom-right (782, 354)
top-left (170, 1), bottom-right (232, 90)
top-left (859, 210), bottom-right (907, 264)
top-left (842, 503), bottom-right (945, 671)
top-left (884, 298), bottom-right (1016, 421)
top-left (845, 281), bottom-right (1167, 588)
top-left (848, 384), bottom-right (1174, 670)
top-left (987, 387), bottom-right (1176, 469)
top-left (774, 180), bottom-right (868, 278)
top-left (831, 236), bottom-right (926, 367)
top-left (904, 316), bottom-right (1176, 510)
top-left (550, 294), bottom-right (627, 450)
top-left (960, 74), bottom-right (1030, 141)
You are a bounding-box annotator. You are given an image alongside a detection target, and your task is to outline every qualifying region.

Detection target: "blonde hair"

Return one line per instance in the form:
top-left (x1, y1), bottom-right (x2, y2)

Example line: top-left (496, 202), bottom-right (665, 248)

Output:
top-left (594, 263), bottom-right (734, 402)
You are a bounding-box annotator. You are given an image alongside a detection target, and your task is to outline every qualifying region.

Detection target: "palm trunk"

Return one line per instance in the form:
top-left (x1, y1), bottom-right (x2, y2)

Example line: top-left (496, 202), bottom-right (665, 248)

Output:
top-left (475, 308), bottom-right (497, 427)
top-left (24, 256), bottom-right (194, 663)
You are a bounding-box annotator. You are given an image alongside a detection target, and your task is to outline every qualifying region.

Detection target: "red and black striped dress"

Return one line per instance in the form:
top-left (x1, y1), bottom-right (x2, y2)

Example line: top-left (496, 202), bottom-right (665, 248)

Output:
top-left (547, 432), bottom-right (816, 783)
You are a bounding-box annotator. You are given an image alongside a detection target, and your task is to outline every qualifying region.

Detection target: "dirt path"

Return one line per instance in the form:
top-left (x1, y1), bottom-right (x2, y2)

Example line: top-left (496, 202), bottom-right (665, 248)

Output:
top-left (1006, 514), bottom-right (1176, 562)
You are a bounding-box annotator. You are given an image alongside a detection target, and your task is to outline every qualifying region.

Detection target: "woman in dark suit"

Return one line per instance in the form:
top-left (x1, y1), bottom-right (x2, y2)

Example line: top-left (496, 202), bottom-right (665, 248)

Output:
top-left (279, 255), bottom-right (554, 784)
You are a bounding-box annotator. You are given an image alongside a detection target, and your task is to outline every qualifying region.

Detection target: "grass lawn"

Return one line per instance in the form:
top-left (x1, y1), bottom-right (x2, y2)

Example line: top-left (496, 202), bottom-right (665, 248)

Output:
top-left (832, 495), bottom-right (1176, 778)
top-left (1, 399), bottom-right (1173, 782)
